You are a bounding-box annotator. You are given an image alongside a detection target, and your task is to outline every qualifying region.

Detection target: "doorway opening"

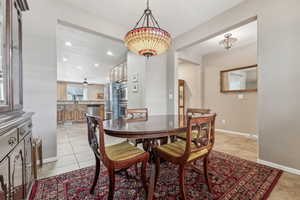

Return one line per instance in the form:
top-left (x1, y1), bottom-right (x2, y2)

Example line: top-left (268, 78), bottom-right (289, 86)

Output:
top-left (176, 19), bottom-right (258, 162)
top-left (53, 22), bottom-right (127, 175)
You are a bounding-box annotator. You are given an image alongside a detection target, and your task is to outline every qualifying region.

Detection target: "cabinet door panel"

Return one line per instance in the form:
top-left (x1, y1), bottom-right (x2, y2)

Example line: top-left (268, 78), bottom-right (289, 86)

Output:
top-left (0, 157), bottom-right (9, 200)
top-left (10, 145), bottom-right (25, 200)
top-left (11, 0), bottom-right (23, 109)
top-left (23, 133), bottom-right (32, 196)
top-left (0, 0), bottom-right (10, 111)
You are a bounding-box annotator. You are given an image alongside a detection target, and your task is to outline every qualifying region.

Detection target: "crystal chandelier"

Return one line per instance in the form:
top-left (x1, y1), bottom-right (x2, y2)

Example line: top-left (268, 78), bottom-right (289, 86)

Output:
top-left (219, 33), bottom-right (238, 50)
top-left (124, 0), bottom-right (171, 58)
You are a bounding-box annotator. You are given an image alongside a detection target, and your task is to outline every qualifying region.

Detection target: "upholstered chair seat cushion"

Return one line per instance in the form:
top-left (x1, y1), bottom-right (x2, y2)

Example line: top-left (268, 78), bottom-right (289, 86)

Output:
top-left (157, 141), bottom-right (208, 162)
top-left (106, 142), bottom-right (145, 161)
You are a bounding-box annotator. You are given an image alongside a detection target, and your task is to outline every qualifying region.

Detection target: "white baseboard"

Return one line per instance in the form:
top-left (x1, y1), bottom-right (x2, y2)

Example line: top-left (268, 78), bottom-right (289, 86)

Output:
top-left (43, 156), bottom-right (58, 163)
top-left (216, 129), bottom-right (258, 140)
top-left (257, 159), bottom-right (300, 175)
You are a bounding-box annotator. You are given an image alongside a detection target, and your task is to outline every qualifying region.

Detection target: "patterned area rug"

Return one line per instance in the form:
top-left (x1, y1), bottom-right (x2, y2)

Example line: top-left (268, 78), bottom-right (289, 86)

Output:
top-left (30, 151), bottom-right (282, 200)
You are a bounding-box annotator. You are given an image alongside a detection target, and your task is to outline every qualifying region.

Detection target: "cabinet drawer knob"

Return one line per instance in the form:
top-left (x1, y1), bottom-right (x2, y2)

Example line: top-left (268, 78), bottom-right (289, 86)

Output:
top-left (8, 137), bottom-right (17, 146)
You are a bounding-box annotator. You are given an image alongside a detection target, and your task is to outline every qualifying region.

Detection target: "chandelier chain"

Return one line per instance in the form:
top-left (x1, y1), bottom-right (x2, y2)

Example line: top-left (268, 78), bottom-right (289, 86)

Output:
top-left (134, 12), bottom-right (146, 29)
top-left (133, 0), bottom-right (161, 29)
top-left (150, 12), bottom-right (160, 28)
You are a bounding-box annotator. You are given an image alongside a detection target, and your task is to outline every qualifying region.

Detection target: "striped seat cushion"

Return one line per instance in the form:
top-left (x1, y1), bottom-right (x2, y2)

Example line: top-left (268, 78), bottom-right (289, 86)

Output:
top-left (157, 141), bottom-right (208, 162)
top-left (106, 142), bottom-right (145, 161)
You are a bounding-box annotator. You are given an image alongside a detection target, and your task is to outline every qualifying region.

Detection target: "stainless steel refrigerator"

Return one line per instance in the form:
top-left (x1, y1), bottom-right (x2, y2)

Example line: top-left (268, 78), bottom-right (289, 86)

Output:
top-left (104, 82), bottom-right (127, 120)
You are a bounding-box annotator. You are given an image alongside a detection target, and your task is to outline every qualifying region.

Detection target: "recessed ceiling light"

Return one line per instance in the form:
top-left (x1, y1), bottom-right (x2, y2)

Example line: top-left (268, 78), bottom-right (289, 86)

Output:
top-left (94, 63), bottom-right (99, 67)
top-left (63, 57), bottom-right (68, 62)
top-left (77, 66), bottom-right (82, 70)
top-left (65, 41), bottom-right (72, 47)
top-left (107, 51), bottom-right (113, 56)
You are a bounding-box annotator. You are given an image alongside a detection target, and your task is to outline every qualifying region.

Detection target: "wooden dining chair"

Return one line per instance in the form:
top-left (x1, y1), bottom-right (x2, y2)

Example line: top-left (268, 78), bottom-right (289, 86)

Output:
top-left (86, 114), bottom-right (150, 200)
top-left (154, 114), bottom-right (216, 200)
top-left (127, 108), bottom-right (168, 150)
top-left (126, 108), bottom-right (148, 146)
top-left (127, 108), bottom-right (148, 121)
top-left (126, 108), bottom-right (149, 175)
top-left (177, 108), bottom-right (211, 140)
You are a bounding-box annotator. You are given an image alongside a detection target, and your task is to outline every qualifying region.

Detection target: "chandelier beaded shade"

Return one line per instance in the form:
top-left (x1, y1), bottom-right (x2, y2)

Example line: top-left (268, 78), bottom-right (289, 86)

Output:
top-left (219, 33), bottom-right (238, 50)
top-left (124, 0), bottom-right (171, 57)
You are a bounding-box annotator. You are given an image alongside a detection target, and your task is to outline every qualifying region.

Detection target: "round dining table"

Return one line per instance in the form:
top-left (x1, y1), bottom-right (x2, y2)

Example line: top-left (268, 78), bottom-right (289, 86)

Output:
top-left (103, 115), bottom-right (187, 139)
top-left (103, 115), bottom-right (187, 200)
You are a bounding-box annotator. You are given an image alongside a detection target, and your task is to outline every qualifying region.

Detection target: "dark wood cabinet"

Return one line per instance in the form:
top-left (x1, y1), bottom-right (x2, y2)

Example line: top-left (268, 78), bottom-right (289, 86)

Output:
top-left (9, 144), bottom-right (25, 200)
top-left (0, 157), bottom-right (9, 200)
top-left (23, 133), bottom-right (32, 196)
top-left (0, 0), bottom-right (32, 200)
top-left (0, 118), bottom-right (33, 200)
top-left (11, 0), bottom-right (24, 110)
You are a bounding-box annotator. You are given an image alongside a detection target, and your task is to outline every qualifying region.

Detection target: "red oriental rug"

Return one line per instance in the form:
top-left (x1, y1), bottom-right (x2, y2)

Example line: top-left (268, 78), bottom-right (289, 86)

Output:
top-left (29, 151), bottom-right (282, 200)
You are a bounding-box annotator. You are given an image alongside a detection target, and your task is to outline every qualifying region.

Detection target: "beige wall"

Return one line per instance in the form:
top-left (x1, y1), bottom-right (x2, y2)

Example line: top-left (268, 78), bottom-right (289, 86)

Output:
top-left (87, 84), bottom-right (104, 100)
top-left (173, 0), bottom-right (300, 171)
top-left (178, 60), bottom-right (202, 111)
top-left (23, 0), bottom-right (127, 159)
top-left (203, 43), bottom-right (257, 135)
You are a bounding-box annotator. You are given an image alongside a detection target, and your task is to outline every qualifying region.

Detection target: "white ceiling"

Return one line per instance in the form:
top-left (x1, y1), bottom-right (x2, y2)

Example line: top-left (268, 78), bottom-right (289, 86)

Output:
top-left (57, 24), bottom-right (127, 84)
top-left (181, 21), bottom-right (257, 58)
top-left (62, 0), bottom-right (246, 37)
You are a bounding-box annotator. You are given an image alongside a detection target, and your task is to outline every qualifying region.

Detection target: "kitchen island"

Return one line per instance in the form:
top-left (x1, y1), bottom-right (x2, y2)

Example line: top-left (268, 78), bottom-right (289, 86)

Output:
top-left (57, 100), bottom-right (105, 124)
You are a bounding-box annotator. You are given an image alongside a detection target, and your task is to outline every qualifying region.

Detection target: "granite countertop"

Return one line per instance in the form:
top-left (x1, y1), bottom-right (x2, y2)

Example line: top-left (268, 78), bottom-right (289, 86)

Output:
top-left (57, 100), bottom-right (105, 105)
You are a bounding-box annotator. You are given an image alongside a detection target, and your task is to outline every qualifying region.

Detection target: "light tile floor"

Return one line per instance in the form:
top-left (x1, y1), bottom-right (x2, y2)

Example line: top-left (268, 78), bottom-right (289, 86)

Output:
top-left (38, 123), bottom-right (300, 200)
top-left (38, 123), bottom-right (125, 179)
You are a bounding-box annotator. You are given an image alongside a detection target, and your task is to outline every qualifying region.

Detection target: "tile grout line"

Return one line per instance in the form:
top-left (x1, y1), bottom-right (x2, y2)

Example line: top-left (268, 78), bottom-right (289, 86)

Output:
top-left (67, 133), bottom-right (81, 168)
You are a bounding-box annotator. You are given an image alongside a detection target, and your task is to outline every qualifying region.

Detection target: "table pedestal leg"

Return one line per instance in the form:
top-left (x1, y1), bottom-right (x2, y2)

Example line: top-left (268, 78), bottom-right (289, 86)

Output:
top-left (142, 139), bottom-right (160, 162)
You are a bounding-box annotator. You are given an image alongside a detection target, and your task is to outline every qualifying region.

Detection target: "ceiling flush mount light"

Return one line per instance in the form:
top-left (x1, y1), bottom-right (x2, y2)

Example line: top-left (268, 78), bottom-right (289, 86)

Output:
top-left (107, 51), bottom-right (113, 56)
top-left (65, 41), bottom-right (72, 47)
top-left (63, 57), bottom-right (68, 62)
top-left (94, 63), bottom-right (99, 67)
top-left (124, 0), bottom-right (171, 58)
top-left (219, 33), bottom-right (238, 50)
top-left (83, 78), bottom-right (88, 86)
top-left (77, 66), bottom-right (82, 70)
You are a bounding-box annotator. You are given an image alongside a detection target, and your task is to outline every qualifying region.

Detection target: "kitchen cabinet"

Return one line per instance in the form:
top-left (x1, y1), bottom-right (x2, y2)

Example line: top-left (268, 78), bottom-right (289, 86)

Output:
top-left (57, 103), bottom-right (105, 123)
top-left (110, 61), bottom-right (127, 83)
top-left (57, 82), bottom-right (67, 100)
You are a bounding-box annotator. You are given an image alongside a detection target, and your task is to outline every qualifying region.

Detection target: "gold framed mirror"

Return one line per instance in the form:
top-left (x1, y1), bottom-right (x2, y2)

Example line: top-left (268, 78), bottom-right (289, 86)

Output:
top-left (220, 65), bottom-right (258, 93)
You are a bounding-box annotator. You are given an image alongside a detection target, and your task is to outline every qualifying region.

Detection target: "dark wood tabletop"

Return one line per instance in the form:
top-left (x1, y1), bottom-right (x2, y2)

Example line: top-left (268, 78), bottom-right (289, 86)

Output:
top-left (103, 115), bottom-right (187, 139)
